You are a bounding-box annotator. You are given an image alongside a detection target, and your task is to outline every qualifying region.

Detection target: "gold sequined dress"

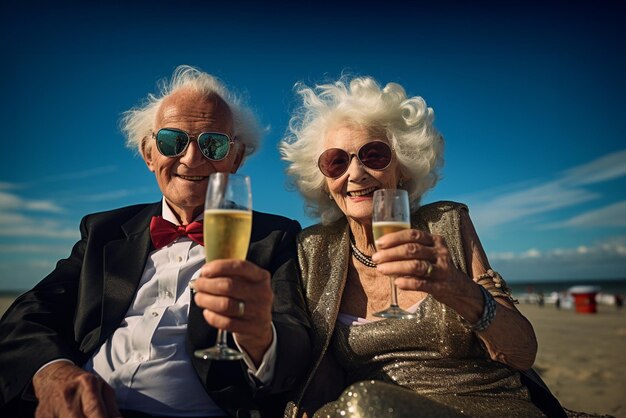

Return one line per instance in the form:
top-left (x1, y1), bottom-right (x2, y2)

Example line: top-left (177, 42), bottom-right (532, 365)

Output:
top-left (284, 201), bottom-right (546, 418)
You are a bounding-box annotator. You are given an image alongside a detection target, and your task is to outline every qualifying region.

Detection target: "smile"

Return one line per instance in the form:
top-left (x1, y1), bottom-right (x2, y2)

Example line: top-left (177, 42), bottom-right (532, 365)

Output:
top-left (177, 175), bottom-right (205, 181)
top-left (347, 187), bottom-right (378, 197)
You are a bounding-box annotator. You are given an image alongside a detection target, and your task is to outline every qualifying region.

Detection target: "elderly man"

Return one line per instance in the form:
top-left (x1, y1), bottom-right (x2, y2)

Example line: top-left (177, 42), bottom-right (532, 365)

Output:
top-left (0, 66), bottom-right (311, 418)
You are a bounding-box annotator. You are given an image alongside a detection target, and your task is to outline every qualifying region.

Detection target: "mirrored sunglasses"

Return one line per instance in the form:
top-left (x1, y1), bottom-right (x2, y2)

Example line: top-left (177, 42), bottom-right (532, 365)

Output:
top-left (317, 140), bottom-right (393, 178)
top-left (152, 128), bottom-right (233, 161)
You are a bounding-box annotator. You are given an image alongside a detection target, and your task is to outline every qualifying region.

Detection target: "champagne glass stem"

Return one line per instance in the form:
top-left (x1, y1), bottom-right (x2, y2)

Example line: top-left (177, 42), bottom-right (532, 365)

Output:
top-left (389, 277), bottom-right (400, 307)
top-left (215, 329), bottom-right (229, 350)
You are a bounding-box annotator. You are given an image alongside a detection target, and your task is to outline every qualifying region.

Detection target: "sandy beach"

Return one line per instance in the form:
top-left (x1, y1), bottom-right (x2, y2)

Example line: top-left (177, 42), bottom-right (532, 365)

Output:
top-left (1, 296), bottom-right (16, 318)
top-left (1, 297), bottom-right (624, 416)
top-left (518, 303), bottom-right (626, 417)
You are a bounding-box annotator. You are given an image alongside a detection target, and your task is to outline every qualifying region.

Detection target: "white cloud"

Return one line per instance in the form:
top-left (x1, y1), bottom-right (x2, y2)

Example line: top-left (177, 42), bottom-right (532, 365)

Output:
top-left (562, 150), bottom-right (626, 186)
top-left (0, 192), bottom-right (21, 208)
top-left (0, 224), bottom-right (78, 239)
top-left (59, 187), bottom-right (155, 203)
top-left (24, 200), bottom-right (65, 212)
top-left (0, 182), bottom-right (21, 191)
top-left (490, 236), bottom-right (626, 262)
top-left (0, 211), bottom-right (26, 223)
top-left (0, 211), bottom-right (78, 239)
top-left (0, 191), bottom-right (64, 213)
top-left (461, 149), bottom-right (626, 231)
top-left (489, 236), bottom-right (626, 281)
top-left (546, 200), bottom-right (626, 228)
top-left (0, 166), bottom-right (152, 244)
top-left (15, 166), bottom-right (118, 188)
top-left (0, 166), bottom-right (118, 194)
top-left (521, 248), bottom-right (541, 258)
top-left (467, 180), bottom-right (598, 230)
top-left (0, 244), bottom-right (72, 254)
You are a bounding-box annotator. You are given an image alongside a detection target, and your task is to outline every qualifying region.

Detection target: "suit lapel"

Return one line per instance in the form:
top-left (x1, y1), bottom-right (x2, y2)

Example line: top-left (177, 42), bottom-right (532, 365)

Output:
top-left (99, 203), bottom-right (160, 341)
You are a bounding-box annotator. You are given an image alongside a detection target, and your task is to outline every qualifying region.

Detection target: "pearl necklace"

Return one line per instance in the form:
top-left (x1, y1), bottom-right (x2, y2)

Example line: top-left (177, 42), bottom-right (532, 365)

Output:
top-left (350, 239), bottom-right (377, 268)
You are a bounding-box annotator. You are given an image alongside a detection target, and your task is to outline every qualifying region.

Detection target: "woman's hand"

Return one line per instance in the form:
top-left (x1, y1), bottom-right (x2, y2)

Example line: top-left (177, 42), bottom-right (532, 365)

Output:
top-left (372, 226), bottom-right (537, 370)
top-left (371, 229), bottom-right (468, 301)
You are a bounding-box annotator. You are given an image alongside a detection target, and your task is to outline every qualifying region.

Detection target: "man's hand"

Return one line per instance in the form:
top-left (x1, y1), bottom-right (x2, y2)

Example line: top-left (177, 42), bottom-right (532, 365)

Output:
top-left (33, 362), bottom-right (121, 418)
top-left (193, 259), bottom-right (274, 366)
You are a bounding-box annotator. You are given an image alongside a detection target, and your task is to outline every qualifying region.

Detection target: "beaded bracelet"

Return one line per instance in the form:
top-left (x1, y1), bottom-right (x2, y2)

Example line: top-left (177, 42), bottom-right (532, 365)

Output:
top-left (469, 286), bottom-right (497, 332)
top-left (474, 269), bottom-right (516, 303)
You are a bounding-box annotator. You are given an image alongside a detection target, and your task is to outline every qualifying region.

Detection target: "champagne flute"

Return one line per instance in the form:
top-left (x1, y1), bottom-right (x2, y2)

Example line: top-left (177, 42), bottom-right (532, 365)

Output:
top-left (194, 172), bottom-right (253, 361)
top-left (372, 189), bottom-right (416, 319)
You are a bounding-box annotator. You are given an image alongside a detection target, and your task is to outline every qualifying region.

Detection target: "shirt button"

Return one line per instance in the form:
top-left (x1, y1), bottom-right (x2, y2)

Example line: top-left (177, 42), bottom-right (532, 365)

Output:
top-left (177, 256), bottom-right (183, 262)
top-left (152, 311), bottom-right (159, 317)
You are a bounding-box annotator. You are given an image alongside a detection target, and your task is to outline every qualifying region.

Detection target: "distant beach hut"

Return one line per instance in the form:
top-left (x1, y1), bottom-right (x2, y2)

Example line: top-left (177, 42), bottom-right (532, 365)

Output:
top-left (569, 285), bottom-right (600, 314)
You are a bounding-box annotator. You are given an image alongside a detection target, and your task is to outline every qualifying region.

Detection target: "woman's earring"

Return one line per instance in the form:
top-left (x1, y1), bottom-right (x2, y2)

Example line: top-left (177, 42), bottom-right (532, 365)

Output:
top-left (398, 178), bottom-right (405, 188)
top-left (329, 193), bottom-right (334, 200)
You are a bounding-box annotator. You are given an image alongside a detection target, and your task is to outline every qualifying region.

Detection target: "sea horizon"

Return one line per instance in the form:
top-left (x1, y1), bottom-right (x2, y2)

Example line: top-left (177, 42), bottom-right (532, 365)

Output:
top-left (508, 277), bottom-right (626, 296)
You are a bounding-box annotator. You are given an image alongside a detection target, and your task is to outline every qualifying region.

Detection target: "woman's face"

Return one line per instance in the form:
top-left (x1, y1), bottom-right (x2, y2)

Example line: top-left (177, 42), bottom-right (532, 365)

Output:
top-left (323, 124), bottom-right (402, 225)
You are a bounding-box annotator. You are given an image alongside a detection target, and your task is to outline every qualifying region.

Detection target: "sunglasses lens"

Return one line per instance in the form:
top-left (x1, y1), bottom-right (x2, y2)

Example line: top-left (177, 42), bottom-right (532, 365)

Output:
top-left (318, 148), bottom-right (351, 178)
top-left (198, 133), bottom-right (231, 160)
top-left (156, 129), bottom-right (189, 157)
top-left (359, 141), bottom-right (392, 170)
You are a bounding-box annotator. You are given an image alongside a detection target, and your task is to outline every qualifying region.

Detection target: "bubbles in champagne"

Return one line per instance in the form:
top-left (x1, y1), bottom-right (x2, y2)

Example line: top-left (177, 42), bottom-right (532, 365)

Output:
top-left (203, 209), bottom-right (252, 261)
top-left (372, 221), bottom-right (410, 249)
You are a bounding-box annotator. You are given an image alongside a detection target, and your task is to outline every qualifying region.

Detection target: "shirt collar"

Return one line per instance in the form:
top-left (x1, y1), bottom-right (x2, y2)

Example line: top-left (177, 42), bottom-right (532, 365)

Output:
top-left (161, 198), bottom-right (203, 225)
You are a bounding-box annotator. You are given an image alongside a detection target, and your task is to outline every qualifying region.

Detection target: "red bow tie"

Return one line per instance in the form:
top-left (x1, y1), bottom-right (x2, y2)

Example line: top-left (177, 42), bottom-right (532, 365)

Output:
top-left (150, 216), bottom-right (204, 249)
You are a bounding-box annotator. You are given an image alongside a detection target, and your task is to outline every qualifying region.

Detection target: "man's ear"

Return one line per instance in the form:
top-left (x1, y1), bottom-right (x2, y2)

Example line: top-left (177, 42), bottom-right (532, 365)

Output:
top-left (142, 137), bottom-right (156, 172)
top-left (229, 142), bottom-right (246, 174)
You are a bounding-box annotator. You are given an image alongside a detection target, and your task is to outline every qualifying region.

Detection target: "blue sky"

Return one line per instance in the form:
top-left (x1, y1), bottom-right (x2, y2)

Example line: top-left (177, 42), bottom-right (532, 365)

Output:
top-left (1, 0), bottom-right (625, 292)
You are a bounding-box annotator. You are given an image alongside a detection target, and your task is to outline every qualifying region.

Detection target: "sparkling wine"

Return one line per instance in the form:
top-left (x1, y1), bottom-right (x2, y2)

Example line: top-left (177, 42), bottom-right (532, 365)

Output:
top-left (203, 209), bottom-right (252, 261)
top-left (372, 221), bottom-right (410, 247)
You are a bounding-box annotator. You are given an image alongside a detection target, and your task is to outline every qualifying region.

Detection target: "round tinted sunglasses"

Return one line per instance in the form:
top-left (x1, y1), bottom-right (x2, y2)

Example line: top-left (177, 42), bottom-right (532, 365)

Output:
top-left (152, 128), bottom-right (234, 161)
top-left (318, 140), bottom-right (393, 178)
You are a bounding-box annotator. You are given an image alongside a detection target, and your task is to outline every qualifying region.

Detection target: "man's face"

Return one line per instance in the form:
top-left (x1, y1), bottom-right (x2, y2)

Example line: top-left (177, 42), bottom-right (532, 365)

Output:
top-left (144, 89), bottom-right (243, 223)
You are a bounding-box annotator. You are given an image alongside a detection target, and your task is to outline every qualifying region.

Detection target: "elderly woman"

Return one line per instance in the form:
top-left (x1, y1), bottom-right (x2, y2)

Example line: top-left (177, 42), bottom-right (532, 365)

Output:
top-left (280, 77), bottom-right (566, 417)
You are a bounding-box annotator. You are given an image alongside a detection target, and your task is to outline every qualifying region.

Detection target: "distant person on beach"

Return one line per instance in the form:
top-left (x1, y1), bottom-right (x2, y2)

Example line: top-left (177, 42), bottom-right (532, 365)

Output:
top-left (279, 76), bottom-right (567, 417)
top-left (0, 66), bottom-right (311, 417)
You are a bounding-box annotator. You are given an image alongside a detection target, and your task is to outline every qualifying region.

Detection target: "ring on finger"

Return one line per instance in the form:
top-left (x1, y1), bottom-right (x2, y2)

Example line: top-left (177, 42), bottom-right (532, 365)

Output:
top-left (424, 261), bottom-right (433, 278)
top-left (237, 300), bottom-right (245, 318)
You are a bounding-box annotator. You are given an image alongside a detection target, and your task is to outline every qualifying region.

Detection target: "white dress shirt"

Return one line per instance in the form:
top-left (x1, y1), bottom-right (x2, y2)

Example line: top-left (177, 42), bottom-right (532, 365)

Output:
top-left (77, 199), bottom-right (277, 416)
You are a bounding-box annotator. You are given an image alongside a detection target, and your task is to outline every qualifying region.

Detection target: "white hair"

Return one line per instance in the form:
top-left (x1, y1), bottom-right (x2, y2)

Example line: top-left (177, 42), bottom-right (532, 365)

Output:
top-left (121, 65), bottom-right (261, 158)
top-left (279, 76), bottom-right (444, 224)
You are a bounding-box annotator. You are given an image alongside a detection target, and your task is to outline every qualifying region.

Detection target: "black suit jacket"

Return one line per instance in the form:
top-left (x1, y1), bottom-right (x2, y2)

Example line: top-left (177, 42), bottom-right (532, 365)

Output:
top-left (0, 202), bottom-right (311, 417)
